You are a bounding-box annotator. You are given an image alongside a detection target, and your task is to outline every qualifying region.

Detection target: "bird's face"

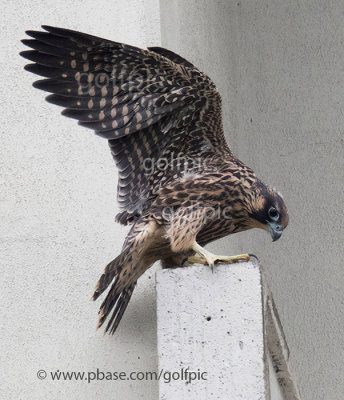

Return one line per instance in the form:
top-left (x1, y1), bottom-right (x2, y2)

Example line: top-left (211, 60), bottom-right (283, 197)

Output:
top-left (248, 186), bottom-right (289, 241)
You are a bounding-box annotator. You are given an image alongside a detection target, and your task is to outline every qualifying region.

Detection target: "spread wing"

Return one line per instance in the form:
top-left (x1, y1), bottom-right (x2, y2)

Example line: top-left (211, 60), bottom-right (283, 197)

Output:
top-left (21, 26), bottom-right (232, 223)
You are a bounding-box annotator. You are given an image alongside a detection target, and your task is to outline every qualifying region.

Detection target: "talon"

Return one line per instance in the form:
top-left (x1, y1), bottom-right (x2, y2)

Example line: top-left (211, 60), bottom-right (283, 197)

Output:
top-left (249, 253), bottom-right (259, 262)
top-left (191, 242), bottom-right (251, 268)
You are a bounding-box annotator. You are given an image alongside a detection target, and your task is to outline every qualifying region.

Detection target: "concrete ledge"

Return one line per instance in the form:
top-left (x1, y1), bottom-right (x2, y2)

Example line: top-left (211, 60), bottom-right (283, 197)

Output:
top-left (156, 261), bottom-right (266, 400)
top-left (156, 261), bottom-right (301, 400)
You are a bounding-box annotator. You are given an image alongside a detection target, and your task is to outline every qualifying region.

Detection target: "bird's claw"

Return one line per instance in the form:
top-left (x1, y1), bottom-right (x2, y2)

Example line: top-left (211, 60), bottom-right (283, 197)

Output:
top-left (188, 253), bottom-right (251, 269)
top-left (248, 253), bottom-right (259, 262)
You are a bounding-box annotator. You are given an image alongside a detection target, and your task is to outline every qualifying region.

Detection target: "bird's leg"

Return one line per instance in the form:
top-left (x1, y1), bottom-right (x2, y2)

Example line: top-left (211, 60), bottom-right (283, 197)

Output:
top-left (188, 242), bottom-right (250, 268)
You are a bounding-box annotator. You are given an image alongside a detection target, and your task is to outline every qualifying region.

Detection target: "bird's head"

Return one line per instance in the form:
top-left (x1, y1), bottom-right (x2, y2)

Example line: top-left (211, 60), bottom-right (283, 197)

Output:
top-left (246, 183), bottom-right (289, 242)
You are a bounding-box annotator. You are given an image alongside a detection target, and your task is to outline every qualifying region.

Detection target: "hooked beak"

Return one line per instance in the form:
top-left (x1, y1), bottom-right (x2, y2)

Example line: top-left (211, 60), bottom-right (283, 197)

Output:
top-left (268, 222), bottom-right (283, 242)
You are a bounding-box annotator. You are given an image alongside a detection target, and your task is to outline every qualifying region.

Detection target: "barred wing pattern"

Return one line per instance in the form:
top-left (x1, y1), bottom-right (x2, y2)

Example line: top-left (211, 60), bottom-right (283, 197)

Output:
top-left (21, 26), bottom-right (232, 222)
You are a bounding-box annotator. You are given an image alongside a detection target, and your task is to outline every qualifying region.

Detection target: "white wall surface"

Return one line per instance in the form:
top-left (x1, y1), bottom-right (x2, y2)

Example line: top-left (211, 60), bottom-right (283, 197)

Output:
top-left (1, 1), bottom-right (160, 399)
top-left (160, 1), bottom-right (344, 399)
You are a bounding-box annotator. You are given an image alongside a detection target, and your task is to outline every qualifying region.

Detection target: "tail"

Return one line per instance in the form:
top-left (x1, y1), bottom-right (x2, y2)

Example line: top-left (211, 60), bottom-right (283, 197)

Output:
top-left (90, 247), bottom-right (136, 335)
top-left (91, 220), bottom-right (159, 334)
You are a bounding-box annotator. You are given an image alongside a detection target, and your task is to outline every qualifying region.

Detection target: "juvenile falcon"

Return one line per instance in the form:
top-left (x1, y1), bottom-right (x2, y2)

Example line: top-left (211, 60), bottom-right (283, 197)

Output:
top-left (21, 26), bottom-right (289, 334)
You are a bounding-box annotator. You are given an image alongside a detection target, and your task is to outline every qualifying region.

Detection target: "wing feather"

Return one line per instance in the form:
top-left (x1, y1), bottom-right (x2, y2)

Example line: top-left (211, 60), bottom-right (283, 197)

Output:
top-left (21, 26), bottom-right (232, 223)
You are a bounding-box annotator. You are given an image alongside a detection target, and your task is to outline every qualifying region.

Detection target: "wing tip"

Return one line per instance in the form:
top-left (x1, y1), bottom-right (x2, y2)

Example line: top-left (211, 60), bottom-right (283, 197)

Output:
top-left (19, 49), bottom-right (35, 60)
top-left (25, 30), bottom-right (42, 39)
top-left (23, 63), bottom-right (36, 73)
top-left (45, 94), bottom-right (63, 106)
top-left (21, 39), bottom-right (32, 47)
top-left (32, 78), bottom-right (56, 91)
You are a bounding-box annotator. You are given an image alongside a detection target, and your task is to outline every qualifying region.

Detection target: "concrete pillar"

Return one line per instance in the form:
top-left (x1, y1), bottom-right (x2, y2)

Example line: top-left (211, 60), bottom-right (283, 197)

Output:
top-left (156, 261), bottom-right (267, 400)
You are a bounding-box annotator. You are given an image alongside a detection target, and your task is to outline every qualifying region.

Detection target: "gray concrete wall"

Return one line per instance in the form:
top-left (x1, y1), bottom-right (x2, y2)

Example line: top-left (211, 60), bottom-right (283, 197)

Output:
top-left (160, 1), bottom-right (344, 399)
top-left (1, 1), bottom-right (160, 399)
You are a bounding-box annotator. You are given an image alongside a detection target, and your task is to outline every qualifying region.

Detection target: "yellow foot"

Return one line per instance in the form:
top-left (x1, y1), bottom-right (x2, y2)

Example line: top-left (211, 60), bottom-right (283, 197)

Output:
top-left (188, 253), bottom-right (250, 266)
top-left (188, 242), bottom-right (251, 269)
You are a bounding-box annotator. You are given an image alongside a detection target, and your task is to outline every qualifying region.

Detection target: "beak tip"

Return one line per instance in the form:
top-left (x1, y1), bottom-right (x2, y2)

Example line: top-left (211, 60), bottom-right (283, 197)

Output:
top-left (269, 223), bottom-right (283, 242)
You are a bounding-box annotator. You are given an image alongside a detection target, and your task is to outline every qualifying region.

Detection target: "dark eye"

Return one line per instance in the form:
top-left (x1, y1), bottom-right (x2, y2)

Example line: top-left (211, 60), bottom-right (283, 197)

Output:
top-left (268, 207), bottom-right (279, 221)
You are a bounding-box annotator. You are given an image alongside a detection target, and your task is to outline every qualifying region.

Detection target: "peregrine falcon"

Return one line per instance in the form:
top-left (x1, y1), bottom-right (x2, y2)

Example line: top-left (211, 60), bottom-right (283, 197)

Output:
top-left (21, 26), bottom-right (289, 334)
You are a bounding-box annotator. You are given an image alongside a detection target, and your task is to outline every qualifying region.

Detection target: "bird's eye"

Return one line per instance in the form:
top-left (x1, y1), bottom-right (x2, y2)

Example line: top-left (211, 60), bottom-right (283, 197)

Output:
top-left (268, 207), bottom-right (279, 221)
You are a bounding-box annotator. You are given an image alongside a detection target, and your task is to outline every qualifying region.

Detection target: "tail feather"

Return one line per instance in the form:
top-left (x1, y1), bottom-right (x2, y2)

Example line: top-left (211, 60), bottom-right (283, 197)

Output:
top-left (104, 284), bottom-right (135, 334)
top-left (92, 219), bottom-right (159, 334)
top-left (93, 253), bottom-right (137, 334)
top-left (91, 248), bottom-right (130, 301)
top-left (98, 275), bottom-right (127, 319)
